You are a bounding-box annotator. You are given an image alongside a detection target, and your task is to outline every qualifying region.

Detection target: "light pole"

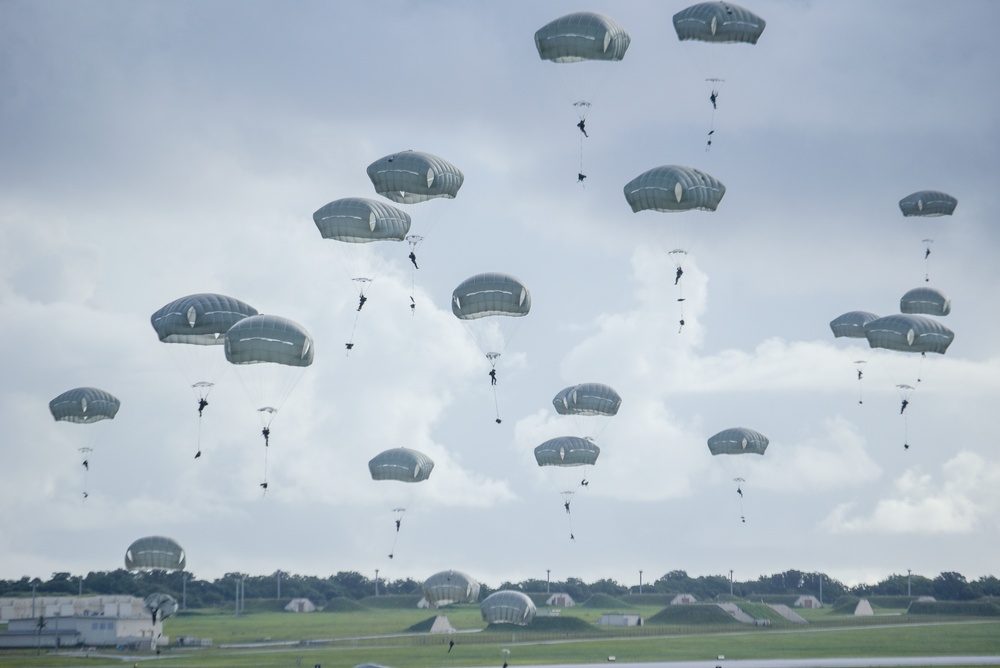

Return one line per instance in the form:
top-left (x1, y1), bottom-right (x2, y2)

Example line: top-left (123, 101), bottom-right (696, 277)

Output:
top-left (639, 570), bottom-right (643, 595)
top-left (375, 569), bottom-right (380, 597)
top-left (818, 573), bottom-right (823, 605)
top-left (546, 569), bottom-right (550, 594)
top-left (729, 570), bottom-right (734, 597)
top-left (907, 569), bottom-right (912, 597)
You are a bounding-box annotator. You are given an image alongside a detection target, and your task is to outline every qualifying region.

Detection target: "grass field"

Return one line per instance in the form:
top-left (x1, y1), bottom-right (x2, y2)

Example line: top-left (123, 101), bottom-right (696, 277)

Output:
top-left (0, 600), bottom-right (998, 668)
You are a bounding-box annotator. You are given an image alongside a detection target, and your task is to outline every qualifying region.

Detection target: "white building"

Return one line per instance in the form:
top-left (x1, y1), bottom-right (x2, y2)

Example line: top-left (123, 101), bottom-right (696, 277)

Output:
top-left (0, 596), bottom-right (165, 649)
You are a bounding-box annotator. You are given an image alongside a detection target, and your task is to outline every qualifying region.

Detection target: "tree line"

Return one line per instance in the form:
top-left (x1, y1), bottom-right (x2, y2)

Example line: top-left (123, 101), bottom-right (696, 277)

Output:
top-left (0, 569), bottom-right (996, 610)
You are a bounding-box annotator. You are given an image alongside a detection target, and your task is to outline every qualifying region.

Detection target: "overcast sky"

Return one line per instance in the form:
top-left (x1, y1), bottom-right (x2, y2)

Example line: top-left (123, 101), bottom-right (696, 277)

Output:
top-left (2, 1), bottom-right (998, 591)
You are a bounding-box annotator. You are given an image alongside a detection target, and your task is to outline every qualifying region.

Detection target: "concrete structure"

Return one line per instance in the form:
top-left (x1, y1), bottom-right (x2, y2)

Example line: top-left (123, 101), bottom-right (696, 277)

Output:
top-left (794, 595), bottom-right (822, 608)
top-left (0, 596), bottom-right (164, 649)
top-left (546, 592), bottom-right (575, 607)
top-left (769, 603), bottom-right (808, 623)
top-left (854, 598), bottom-right (875, 616)
top-left (284, 598), bottom-right (316, 613)
top-left (429, 615), bottom-right (456, 633)
top-left (598, 613), bottom-right (642, 627)
top-left (0, 614), bottom-right (165, 650)
top-left (670, 594), bottom-right (697, 605)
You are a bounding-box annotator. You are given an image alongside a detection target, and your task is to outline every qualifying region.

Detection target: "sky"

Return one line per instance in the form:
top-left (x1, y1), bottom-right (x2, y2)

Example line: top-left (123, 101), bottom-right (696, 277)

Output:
top-left (1, 1), bottom-right (999, 592)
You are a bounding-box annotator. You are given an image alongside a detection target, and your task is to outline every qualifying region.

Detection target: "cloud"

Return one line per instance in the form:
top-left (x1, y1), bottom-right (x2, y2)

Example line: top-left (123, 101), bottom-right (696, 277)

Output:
top-left (822, 451), bottom-right (1000, 534)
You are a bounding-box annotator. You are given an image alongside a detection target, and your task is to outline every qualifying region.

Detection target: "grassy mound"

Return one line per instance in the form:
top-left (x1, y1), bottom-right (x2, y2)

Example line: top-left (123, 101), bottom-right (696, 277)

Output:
top-left (646, 604), bottom-right (739, 625)
top-left (320, 597), bottom-right (368, 612)
top-left (908, 600), bottom-right (1000, 616)
top-left (358, 594), bottom-right (422, 609)
top-left (581, 593), bottom-right (631, 609)
top-left (831, 595), bottom-right (860, 614)
top-left (406, 615), bottom-right (443, 632)
top-left (487, 616), bottom-right (594, 633)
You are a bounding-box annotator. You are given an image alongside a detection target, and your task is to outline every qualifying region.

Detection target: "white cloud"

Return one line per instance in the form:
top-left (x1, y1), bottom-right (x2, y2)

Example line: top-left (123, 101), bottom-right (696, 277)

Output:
top-left (823, 452), bottom-right (1000, 534)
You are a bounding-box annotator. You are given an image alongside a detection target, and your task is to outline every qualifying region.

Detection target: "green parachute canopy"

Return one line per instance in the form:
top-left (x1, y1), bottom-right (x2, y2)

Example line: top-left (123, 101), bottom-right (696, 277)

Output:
top-left (49, 387), bottom-right (120, 424)
top-left (534, 11), bottom-right (631, 63)
top-left (367, 151), bottom-right (464, 204)
top-left (624, 165), bottom-right (726, 213)
top-left (673, 2), bottom-right (766, 44)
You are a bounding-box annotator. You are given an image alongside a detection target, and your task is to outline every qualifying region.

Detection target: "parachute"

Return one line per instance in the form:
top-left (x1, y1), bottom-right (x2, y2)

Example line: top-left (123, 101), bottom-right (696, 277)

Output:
top-left (673, 2), bottom-right (767, 44)
top-left (829, 311), bottom-right (880, 339)
top-left (125, 536), bottom-right (186, 572)
top-left (480, 590), bottom-right (537, 626)
top-left (829, 312), bottom-right (879, 404)
top-left (624, 165), bottom-right (724, 330)
top-left (534, 12), bottom-right (631, 63)
top-left (707, 426), bottom-right (768, 522)
top-left (624, 165), bottom-right (726, 213)
top-left (534, 436), bottom-right (601, 467)
top-left (899, 190), bottom-right (958, 217)
top-left (422, 570), bottom-right (481, 607)
top-left (535, 436), bottom-right (600, 541)
top-left (49, 387), bottom-right (120, 500)
top-left (49, 387), bottom-right (120, 424)
top-left (864, 314), bottom-right (954, 450)
top-left (673, 2), bottom-right (766, 150)
top-left (151, 293), bottom-right (259, 457)
top-left (552, 383), bottom-right (622, 417)
top-left (225, 314), bottom-right (314, 492)
top-left (368, 447), bottom-right (435, 483)
top-left (313, 198), bottom-right (412, 351)
top-left (863, 314), bottom-right (954, 356)
top-left (369, 447), bottom-right (434, 560)
top-left (552, 382), bottom-right (621, 442)
top-left (144, 593), bottom-right (179, 623)
top-left (367, 150), bottom-right (463, 308)
top-left (534, 11), bottom-right (631, 180)
top-left (899, 191), bottom-right (957, 282)
top-left (900, 286), bottom-right (951, 317)
top-left (452, 272), bottom-right (531, 424)
top-left (367, 151), bottom-right (464, 205)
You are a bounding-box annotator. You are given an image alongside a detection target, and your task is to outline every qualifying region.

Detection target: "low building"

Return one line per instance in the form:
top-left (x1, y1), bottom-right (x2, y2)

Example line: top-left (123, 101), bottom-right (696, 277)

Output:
top-left (598, 613), bottom-right (642, 627)
top-left (0, 596), bottom-right (165, 649)
top-left (0, 614), bottom-right (165, 650)
top-left (794, 595), bottom-right (822, 609)
top-left (670, 594), bottom-right (697, 605)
